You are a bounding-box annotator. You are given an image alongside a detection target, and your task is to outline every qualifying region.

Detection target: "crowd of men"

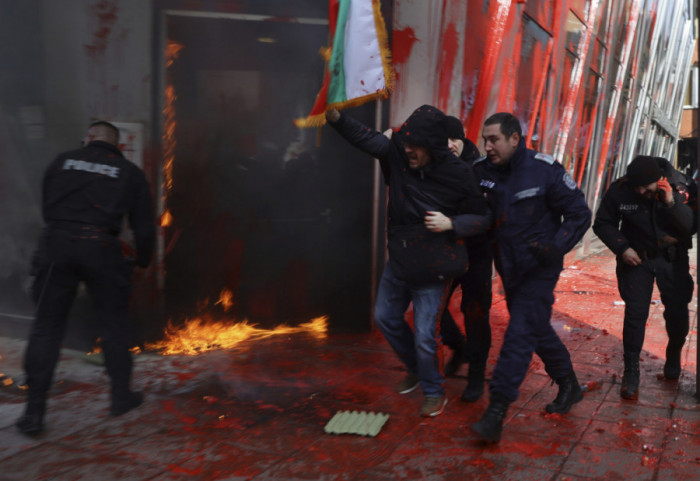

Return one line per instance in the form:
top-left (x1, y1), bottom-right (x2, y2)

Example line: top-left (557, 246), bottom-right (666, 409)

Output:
top-left (15, 108), bottom-right (695, 446)
top-left (327, 105), bottom-right (695, 443)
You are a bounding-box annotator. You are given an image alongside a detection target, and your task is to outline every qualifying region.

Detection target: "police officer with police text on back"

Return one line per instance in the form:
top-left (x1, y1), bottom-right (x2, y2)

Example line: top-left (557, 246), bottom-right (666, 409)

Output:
top-left (593, 155), bottom-right (694, 400)
top-left (470, 113), bottom-right (591, 443)
top-left (16, 121), bottom-right (155, 435)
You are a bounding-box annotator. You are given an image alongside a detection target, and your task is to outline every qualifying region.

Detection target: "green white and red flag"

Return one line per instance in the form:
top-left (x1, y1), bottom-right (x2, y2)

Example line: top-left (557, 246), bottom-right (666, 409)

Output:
top-left (294, 0), bottom-right (394, 128)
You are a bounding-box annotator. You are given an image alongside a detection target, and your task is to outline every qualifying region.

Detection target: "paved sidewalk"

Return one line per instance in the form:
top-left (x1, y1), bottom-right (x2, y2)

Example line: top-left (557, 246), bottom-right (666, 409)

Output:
top-left (0, 248), bottom-right (697, 480)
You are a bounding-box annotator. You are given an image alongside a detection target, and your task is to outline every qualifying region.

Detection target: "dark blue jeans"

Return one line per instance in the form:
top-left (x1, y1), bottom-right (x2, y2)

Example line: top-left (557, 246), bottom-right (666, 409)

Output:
top-left (374, 262), bottom-right (452, 397)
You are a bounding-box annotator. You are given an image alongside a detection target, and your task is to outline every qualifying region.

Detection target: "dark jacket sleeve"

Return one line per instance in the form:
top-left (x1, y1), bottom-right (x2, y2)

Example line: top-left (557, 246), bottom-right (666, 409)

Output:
top-left (547, 166), bottom-right (592, 254)
top-left (452, 206), bottom-right (492, 237)
top-left (592, 185), bottom-right (629, 255)
top-left (129, 171), bottom-right (156, 267)
top-left (328, 112), bottom-right (392, 161)
top-left (658, 189), bottom-right (695, 237)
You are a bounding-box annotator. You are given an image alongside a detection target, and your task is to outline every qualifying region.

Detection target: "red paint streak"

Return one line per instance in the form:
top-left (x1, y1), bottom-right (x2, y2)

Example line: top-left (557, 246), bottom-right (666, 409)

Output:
top-left (464, 0), bottom-right (514, 139)
top-left (84, 0), bottom-right (119, 58)
top-left (168, 464), bottom-right (203, 475)
top-left (554, 0), bottom-right (601, 162)
top-left (392, 27), bottom-right (418, 64)
top-left (437, 22), bottom-right (458, 111)
top-left (591, 2), bottom-right (641, 208)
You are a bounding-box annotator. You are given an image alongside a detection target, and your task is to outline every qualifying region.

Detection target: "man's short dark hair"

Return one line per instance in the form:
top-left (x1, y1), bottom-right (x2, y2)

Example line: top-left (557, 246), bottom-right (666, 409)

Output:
top-left (484, 112), bottom-right (522, 139)
top-left (89, 120), bottom-right (120, 142)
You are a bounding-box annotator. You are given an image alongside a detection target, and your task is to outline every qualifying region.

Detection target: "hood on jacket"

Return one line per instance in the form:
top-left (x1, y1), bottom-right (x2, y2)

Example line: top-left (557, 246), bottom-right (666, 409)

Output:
top-left (394, 105), bottom-right (453, 166)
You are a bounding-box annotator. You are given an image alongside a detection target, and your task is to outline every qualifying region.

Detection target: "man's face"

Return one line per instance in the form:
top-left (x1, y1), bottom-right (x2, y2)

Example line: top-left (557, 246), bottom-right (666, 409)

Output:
top-left (404, 144), bottom-right (431, 169)
top-left (482, 124), bottom-right (519, 166)
top-left (633, 182), bottom-right (658, 199)
top-left (448, 138), bottom-right (464, 157)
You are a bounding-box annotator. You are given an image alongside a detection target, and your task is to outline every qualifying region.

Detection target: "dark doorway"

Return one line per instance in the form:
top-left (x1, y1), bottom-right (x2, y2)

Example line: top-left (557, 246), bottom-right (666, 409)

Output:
top-left (158, 10), bottom-right (380, 336)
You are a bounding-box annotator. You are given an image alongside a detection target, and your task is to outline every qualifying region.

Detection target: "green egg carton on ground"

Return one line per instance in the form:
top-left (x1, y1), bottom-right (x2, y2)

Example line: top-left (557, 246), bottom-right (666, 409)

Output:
top-left (323, 410), bottom-right (390, 437)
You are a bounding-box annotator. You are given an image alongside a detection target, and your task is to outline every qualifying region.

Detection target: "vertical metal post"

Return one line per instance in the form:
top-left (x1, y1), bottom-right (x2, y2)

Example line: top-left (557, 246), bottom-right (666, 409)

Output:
top-left (370, 98), bottom-right (384, 326)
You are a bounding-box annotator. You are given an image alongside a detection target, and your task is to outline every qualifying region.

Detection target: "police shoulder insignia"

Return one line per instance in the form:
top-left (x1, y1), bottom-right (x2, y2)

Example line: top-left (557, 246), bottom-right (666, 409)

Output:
top-left (534, 152), bottom-right (555, 164)
top-left (562, 172), bottom-right (577, 190)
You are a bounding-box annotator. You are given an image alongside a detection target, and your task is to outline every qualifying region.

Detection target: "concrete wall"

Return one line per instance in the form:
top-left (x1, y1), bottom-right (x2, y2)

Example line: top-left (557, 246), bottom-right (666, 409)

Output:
top-left (0, 0), bottom-right (153, 347)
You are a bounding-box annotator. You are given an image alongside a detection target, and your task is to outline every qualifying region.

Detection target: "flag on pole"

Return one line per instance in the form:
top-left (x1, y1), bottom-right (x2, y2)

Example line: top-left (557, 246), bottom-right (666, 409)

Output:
top-left (294, 0), bottom-right (394, 128)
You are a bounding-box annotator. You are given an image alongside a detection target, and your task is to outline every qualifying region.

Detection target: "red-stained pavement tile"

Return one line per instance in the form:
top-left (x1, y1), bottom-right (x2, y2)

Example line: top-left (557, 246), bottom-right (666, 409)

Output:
top-left (0, 247), bottom-right (697, 480)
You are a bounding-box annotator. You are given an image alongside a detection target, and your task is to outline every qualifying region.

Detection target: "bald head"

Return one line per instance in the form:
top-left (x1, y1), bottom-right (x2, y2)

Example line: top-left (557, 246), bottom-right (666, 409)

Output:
top-left (86, 121), bottom-right (120, 146)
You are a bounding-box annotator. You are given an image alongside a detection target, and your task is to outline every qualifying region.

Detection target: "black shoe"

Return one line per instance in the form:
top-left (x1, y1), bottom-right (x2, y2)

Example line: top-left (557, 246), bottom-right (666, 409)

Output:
top-left (663, 343), bottom-right (683, 380)
top-left (110, 391), bottom-right (143, 416)
top-left (461, 360), bottom-right (486, 403)
top-left (16, 401), bottom-right (45, 436)
top-left (444, 343), bottom-right (466, 377)
top-left (620, 354), bottom-right (640, 400)
top-left (545, 371), bottom-right (583, 414)
top-left (471, 395), bottom-right (509, 443)
top-left (16, 413), bottom-right (44, 436)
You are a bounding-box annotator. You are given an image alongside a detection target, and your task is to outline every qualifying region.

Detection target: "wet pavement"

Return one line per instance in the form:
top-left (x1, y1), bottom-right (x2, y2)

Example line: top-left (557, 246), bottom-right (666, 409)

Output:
top-left (0, 246), bottom-right (698, 480)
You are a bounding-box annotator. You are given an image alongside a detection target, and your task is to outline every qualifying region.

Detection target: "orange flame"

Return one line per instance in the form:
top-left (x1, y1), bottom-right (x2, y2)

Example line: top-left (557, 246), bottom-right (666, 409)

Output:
top-left (161, 209), bottom-right (173, 227)
top-left (144, 315), bottom-right (328, 356)
top-left (214, 288), bottom-right (234, 312)
top-left (162, 41), bottom-right (184, 225)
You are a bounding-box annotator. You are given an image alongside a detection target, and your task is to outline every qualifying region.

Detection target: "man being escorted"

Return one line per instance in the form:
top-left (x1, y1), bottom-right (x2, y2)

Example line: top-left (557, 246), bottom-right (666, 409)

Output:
top-left (326, 105), bottom-right (489, 417)
top-left (593, 155), bottom-right (695, 400)
top-left (439, 116), bottom-right (494, 403)
top-left (471, 113), bottom-right (591, 443)
top-left (17, 121), bottom-right (155, 435)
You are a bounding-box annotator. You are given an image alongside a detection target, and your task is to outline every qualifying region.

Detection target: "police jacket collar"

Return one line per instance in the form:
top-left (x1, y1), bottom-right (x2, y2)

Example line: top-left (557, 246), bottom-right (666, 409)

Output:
top-left (87, 140), bottom-right (123, 156)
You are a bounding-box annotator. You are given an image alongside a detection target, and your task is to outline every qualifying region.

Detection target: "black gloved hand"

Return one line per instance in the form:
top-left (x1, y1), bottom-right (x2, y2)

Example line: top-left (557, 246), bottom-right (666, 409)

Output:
top-left (529, 241), bottom-right (563, 266)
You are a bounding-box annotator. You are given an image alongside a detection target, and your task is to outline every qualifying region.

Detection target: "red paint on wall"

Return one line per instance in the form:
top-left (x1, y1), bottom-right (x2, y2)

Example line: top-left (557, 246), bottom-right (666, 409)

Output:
top-left (437, 22), bottom-right (459, 110)
top-left (392, 27), bottom-right (418, 65)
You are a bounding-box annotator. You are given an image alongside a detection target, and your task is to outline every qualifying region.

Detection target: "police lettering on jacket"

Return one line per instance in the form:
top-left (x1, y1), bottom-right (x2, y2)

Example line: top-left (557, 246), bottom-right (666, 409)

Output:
top-left (62, 158), bottom-right (120, 178)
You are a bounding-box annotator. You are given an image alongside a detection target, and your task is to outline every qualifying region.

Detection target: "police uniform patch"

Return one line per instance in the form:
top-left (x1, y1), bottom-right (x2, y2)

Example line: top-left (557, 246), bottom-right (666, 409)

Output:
top-left (534, 152), bottom-right (555, 164)
top-left (562, 172), bottom-right (577, 190)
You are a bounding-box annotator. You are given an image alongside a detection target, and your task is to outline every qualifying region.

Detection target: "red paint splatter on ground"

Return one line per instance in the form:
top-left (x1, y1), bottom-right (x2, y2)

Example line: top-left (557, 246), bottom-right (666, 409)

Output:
top-left (168, 464), bottom-right (203, 475)
top-left (392, 27), bottom-right (418, 64)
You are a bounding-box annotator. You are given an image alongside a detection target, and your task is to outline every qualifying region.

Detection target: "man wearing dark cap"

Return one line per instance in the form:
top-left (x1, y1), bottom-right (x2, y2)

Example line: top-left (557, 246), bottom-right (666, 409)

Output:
top-left (593, 155), bottom-right (695, 399)
top-left (325, 106), bottom-right (490, 417)
top-left (436, 116), bottom-right (494, 404)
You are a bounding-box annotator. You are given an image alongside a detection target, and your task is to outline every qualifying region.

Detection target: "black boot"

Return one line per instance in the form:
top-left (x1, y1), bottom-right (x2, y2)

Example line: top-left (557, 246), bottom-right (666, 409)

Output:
top-left (620, 353), bottom-right (640, 400)
top-left (663, 341), bottom-right (683, 380)
top-left (461, 360), bottom-right (486, 403)
top-left (444, 342), bottom-right (466, 377)
top-left (471, 395), bottom-right (510, 443)
top-left (545, 371), bottom-right (583, 414)
top-left (16, 400), bottom-right (45, 436)
top-left (110, 391), bottom-right (144, 416)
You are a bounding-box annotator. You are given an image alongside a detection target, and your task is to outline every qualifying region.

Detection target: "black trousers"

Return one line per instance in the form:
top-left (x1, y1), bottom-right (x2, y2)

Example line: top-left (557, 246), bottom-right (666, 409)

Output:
top-left (616, 248), bottom-right (694, 356)
top-left (25, 227), bottom-right (134, 404)
top-left (440, 241), bottom-right (493, 363)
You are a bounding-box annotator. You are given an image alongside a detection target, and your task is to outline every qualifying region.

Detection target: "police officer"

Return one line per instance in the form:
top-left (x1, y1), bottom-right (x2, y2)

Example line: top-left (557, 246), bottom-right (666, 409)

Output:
top-left (470, 113), bottom-right (591, 443)
top-left (593, 155), bottom-right (694, 400)
top-left (16, 120), bottom-right (155, 435)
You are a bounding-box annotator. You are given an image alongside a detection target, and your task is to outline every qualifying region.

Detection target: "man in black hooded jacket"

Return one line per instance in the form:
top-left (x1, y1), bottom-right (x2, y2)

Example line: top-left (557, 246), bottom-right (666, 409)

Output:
top-left (437, 116), bottom-right (494, 404)
top-left (326, 105), bottom-right (490, 417)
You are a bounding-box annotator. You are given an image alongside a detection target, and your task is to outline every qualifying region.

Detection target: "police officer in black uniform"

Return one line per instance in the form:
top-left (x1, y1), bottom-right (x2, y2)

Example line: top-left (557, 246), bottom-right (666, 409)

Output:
top-left (16, 120), bottom-right (155, 435)
top-left (593, 155), bottom-right (694, 400)
top-left (470, 113), bottom-right (591, 443)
